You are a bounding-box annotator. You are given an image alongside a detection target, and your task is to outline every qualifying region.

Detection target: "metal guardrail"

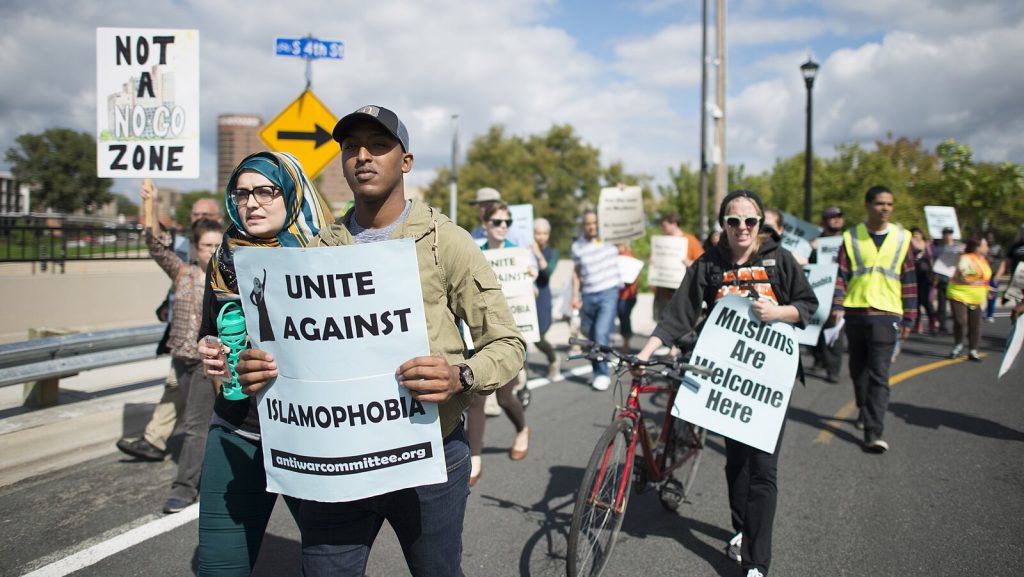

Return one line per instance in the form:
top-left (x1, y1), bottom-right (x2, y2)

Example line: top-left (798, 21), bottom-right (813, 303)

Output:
top-left (0, 324), bottom-right (165, 389)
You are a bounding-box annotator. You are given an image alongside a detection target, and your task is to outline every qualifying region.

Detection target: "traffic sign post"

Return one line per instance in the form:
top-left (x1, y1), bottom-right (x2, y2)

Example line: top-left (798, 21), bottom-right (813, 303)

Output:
top-left (259, 90), bottom-right (339, 180)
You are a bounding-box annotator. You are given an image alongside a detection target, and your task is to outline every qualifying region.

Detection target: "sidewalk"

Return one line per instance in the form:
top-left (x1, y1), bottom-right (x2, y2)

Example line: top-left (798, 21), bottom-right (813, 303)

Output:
top-left (0, 357), bottom-right (169, 487)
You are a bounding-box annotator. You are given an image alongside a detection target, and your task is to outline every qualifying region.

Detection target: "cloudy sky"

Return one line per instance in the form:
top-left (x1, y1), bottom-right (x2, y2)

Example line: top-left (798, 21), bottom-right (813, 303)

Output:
top-left (1, 0), bottom-right (1022, 197)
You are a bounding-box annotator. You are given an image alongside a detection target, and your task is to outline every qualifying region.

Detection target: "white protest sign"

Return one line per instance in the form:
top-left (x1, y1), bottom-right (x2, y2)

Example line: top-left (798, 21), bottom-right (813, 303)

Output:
top-left (648, 235), bottom-right (689, 289)
top-left (233, 240), bottom-right (445, 502)
top-left (1005, 262), bottom-right (1024, 305)
top-left (96, 28), bottom-right (200, 178)
top-left (999, 315), bottom-right (1024, 379)
top-left (795, 262), bottom-right (838, 345)
top-left (778, 211), bottom-right (819, 261)
top-left (932, 247), bottom-right (962, 279)
top-left (924, 206), bottom-right (961, 240)
top-left (671, 294), bottom-right (798, 453)
top-left (617, 255), bottom-right (645, 285)
top-left (508, 204), bottom-right (535, 249)
top-left (598, 186), bottom-right (645, 243)
top-left (483, 247), bottom-right (540, 343)
top-left (815, 235), bottom-right (844, 264)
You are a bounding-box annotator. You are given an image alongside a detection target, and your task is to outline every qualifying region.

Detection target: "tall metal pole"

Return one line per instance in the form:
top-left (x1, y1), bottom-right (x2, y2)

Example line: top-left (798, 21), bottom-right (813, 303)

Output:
top-left (713, 0), bottom-right (727, 213)
top-left (697, 0), bottom-right (709, 239)
top-left (449, 114), bottom-right (460, 223)
top-left (801, 59), bottom-right (818, 222)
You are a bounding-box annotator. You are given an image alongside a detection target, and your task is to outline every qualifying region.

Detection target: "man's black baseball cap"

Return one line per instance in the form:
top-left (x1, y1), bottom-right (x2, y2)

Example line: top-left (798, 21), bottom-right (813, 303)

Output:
top-left (332, 105), bottom-right (410, 152)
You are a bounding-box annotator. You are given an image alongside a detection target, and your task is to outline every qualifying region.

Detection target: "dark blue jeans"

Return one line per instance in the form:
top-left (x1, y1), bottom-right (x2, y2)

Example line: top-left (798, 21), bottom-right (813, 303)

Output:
top-left (299, 424), bottom-right (471, 577)
top-left (581, 287), bottom-right (619, 376)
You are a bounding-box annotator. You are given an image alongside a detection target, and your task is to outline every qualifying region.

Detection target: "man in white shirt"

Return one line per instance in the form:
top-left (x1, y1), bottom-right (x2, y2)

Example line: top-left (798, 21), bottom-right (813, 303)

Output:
top-left (571, 209), bottom-right (621, 390)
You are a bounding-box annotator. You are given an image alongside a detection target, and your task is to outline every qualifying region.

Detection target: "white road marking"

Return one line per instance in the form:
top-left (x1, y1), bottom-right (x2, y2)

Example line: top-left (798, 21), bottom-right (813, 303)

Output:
top-left (21, 504), bottom-right (199, 577)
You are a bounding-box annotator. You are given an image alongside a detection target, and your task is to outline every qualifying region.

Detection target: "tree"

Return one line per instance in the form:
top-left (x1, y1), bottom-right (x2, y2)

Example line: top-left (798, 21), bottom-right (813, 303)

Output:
top-left (4, 128), bottom-right (113, 213)
top-left (424, 124), bottom-right (647, 254)
top-left (656, 163), bottom-right (702, 233)
top-left (113, 194), bottom-right (138, 217)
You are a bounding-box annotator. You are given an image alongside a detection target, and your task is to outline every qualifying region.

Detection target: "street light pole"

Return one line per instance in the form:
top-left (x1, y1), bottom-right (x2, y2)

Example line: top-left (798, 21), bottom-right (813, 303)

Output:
top-left (801, 58), bottom-right (819, 222)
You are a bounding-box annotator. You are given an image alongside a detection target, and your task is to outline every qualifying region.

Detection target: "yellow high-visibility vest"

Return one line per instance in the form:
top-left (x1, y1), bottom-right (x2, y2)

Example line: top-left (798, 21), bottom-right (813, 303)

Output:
top-left (946, 252), bottom-right (991, 305)
top-left (842, 223), bottom-right (910, 314)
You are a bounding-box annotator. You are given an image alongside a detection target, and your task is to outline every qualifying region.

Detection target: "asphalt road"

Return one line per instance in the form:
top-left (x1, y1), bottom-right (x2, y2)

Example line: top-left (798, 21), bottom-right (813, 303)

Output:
top-left (2, 320), bottom-right (1023, 577)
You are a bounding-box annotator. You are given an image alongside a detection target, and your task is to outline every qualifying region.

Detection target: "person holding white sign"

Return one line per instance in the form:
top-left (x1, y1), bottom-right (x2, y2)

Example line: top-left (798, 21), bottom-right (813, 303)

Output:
top-left (651, 213), bottom-right (704, 323)
top-left (635, 190), bottom-right (817, 577)
top-left (236, 105), bottom-right (525, 577)
top-left (195, 151), bottom-right (334, 576)
top-left (466, 201), bottom-right (532, 485)
top-left (932, 226), bottom-right (958, 333)
top-left (994, 224), bottom-right (1024, 308)
top-left (809, 207), bottom-right (846, 383)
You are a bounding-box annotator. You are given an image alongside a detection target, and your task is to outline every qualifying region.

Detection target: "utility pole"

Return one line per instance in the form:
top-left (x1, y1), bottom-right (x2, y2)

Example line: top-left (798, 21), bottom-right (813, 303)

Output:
top-left (713, 0), bottom-right (727, 213)
top-left (697, 0), bottom-right (709, 239)
top-left (449, 114), bottom-right (459, 224)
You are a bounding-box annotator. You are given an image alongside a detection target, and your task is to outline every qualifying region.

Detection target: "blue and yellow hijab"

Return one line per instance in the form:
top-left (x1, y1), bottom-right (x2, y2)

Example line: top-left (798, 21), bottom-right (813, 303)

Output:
top-left (210, 151), bottom-right (333, 296)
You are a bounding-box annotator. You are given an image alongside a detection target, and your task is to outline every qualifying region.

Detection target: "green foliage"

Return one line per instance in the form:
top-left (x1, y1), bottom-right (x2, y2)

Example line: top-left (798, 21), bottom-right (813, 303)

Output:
top-left (424, 124), bottom-right (649, 254)
top-left (4, 128), bottom-right (113, 213)
top-left (113, 194), bottom-right (138, 217)
top-left (425, 123), bottom-right (1024, 256)
top-left (174, 191), bottom-right (224, 226)
top-left (656, 163), bottom-right (702, 233)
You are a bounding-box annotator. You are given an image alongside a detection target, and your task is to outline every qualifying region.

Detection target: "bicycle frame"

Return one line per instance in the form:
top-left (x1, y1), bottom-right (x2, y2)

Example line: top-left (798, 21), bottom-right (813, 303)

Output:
top-left (596, 372), bottom-right (702, 514)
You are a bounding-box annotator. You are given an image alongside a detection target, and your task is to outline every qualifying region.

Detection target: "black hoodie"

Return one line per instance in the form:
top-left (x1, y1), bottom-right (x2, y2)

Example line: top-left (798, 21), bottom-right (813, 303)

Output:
top-left (652, 231), bottom-right (818, 348)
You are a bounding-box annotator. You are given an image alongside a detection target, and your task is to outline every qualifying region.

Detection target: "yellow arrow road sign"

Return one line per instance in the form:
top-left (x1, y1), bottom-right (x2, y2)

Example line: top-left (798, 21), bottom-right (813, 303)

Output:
top-left (259, 89), bottom-right (339, 179)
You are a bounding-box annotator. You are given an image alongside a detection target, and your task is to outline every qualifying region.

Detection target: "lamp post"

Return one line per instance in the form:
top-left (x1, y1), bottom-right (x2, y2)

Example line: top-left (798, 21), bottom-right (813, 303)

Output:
top-left (800, 58), bottom-right (819, 222)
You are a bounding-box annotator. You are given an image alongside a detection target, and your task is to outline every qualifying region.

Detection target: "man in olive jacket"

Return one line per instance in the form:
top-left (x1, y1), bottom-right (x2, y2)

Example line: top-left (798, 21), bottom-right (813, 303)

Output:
top-left (236, 105), bottom-right (524, 577)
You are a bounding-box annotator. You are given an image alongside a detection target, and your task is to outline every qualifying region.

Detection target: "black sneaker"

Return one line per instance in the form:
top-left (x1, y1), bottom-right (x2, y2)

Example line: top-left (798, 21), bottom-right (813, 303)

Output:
top-left (163, 497), bottom-right (195, 514)
top-left (116, 438), bottom-right (167, 462)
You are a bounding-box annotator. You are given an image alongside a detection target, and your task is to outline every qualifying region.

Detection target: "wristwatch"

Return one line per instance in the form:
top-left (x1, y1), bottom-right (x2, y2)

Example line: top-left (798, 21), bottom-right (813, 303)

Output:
top-left (457, 364), bottom-right (475, 393)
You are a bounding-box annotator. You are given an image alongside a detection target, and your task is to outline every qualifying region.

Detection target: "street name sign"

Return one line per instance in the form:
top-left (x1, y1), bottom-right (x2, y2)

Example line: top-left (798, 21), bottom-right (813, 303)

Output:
top-left (275, 37), bottom-right (344, 60)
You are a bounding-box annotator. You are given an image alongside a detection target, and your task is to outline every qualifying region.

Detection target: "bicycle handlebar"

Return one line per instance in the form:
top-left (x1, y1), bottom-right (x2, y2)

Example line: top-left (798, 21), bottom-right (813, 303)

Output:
top-left (568, 336), bottom-right (710, 378)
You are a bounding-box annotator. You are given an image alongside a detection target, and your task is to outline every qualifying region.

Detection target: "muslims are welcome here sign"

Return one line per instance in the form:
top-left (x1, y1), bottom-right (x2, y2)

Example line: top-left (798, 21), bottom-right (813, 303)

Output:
top-left (234, 239), bottom-right (445, 502)
top-left (672, 294), bottom-right (799, 453)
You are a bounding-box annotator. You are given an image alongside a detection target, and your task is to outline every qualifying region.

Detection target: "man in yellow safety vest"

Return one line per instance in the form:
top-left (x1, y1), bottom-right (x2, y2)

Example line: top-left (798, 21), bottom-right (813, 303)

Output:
top-left (832, 185), bottom-right (917, 453)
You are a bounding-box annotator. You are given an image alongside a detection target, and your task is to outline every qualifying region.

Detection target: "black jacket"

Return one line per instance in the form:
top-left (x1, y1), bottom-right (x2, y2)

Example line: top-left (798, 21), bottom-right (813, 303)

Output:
top-left (652, 232), bottom-right (818, 347)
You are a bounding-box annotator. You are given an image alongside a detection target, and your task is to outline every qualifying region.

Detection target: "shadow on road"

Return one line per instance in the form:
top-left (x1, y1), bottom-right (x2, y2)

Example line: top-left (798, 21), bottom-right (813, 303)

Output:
top-left (889, 401), bottom-right (1024, 442)
top-left (786, 406), bottom-right (864, 447)
top-left (478, 464), bottom-right (582, 577)
top-left (618, 492), bottom-right (736, 577)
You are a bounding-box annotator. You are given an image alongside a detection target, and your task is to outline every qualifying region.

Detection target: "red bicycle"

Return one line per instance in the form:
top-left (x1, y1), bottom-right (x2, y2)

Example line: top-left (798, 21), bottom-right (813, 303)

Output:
top-left (566, 337), bottom-right (710, 577)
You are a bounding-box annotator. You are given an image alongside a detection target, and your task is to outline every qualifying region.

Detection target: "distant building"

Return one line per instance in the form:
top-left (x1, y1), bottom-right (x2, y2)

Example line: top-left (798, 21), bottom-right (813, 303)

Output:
top-left (0, 170), bottom-right (31, 214)
top-left (217, 114), bottom-right (264, 194)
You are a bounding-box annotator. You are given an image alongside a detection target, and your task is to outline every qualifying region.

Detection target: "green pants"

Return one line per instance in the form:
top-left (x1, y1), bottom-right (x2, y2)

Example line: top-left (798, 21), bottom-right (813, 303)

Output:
top-left (198, 424), bottom-right (299, 576)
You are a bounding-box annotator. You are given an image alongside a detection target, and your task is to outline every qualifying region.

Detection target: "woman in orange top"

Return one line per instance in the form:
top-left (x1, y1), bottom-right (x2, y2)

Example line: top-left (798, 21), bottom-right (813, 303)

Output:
top-left (947, 237), bottom-right (992, 361)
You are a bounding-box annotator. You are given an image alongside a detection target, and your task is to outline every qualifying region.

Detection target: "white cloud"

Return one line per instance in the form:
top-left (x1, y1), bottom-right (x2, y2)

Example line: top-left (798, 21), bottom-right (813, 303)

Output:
top-left (0, 0), bottom-right (1021, 203)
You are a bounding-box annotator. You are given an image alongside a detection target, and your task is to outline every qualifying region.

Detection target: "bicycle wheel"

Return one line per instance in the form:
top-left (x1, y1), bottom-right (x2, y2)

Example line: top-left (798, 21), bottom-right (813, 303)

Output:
top-left (566, 418), bottom-right (635, 577)
top-left (672, 421), bottom-right (706, 501)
